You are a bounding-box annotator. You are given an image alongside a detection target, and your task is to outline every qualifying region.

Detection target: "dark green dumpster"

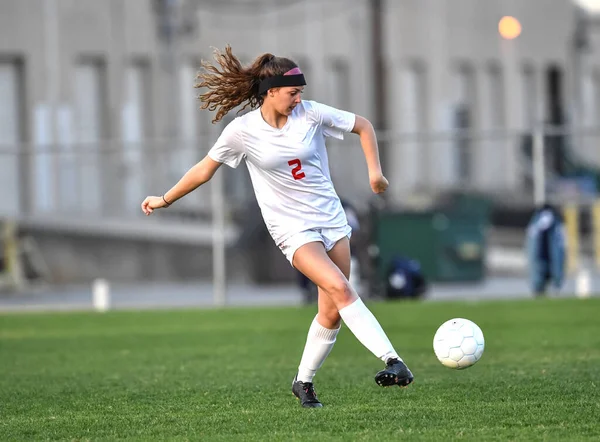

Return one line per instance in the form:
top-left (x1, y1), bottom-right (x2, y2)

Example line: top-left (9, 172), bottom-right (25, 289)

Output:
top-left (372, 199), bottom-right (490, 283)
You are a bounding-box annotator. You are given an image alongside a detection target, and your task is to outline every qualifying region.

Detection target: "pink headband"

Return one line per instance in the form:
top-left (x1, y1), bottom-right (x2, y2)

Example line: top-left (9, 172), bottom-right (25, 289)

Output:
top-left (284, 67), bottom-right (303, 76)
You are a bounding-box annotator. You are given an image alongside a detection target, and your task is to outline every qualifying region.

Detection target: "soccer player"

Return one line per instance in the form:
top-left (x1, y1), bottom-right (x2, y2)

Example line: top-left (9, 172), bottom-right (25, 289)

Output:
top-left (141, 46), bottom-right (414, 408)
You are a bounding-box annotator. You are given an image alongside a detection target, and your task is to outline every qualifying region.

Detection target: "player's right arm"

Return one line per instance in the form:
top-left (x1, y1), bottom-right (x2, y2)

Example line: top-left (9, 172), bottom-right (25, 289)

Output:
top-left (141, 155), bottom-right (222, 215)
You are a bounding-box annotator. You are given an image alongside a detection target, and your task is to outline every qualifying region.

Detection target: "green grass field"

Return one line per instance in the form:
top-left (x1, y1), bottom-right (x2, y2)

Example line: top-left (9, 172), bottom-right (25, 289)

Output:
top-left (1, 297), bottom-right (600, 441)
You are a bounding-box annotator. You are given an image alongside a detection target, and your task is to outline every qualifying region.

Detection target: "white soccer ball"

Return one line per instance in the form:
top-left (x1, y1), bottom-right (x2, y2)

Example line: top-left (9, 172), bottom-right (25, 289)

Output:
top-left (433, 318), bottom-right (485, 369)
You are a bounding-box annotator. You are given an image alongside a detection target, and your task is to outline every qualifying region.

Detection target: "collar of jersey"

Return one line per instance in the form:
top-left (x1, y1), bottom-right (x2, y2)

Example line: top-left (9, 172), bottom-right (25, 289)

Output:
top-left (256, 107), bottom-right (292, 132)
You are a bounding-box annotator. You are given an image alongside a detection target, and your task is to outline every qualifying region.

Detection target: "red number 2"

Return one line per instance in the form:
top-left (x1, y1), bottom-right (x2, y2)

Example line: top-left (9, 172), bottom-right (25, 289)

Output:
top-left (288, 158), bottom-right (306, 180)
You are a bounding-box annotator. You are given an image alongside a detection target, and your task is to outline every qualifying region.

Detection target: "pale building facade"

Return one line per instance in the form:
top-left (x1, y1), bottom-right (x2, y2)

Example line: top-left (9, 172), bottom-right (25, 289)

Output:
top-left (0, 0), bottom-right (598, 223)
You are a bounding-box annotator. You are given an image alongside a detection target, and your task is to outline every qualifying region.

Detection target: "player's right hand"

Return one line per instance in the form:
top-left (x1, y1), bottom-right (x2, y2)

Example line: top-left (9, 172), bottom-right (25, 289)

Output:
top-left (141, 196), bottom-right (168, 215)
top-left (369, 173), bottom-right (389, 194)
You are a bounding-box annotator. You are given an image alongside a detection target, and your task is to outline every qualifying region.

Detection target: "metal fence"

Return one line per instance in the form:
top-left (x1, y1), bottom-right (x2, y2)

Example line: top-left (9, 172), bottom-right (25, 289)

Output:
top-left (1, 125), bottom-right (600, 222)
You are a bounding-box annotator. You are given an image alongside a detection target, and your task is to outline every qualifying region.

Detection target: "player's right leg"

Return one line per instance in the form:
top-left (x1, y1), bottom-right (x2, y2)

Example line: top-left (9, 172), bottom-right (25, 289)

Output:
top-left (294, 239), bottom-right (414, 388)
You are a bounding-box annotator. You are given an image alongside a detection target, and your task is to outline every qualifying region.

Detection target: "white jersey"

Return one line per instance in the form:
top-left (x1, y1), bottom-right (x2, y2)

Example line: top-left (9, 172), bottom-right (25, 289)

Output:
top-left (208, 100), bottom-right (356, 246)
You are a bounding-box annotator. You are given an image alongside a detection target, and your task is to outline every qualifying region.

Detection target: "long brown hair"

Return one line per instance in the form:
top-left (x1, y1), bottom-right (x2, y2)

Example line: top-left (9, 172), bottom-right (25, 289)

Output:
top-left (195, 45), bottom-right (298, 123)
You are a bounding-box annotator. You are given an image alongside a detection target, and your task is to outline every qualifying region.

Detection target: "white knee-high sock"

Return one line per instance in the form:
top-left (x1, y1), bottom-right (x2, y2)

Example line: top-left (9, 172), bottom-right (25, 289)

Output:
top-left (296, 316), bottom-right (340, 383)
top-left (338, 298), bottom-right (400, 362)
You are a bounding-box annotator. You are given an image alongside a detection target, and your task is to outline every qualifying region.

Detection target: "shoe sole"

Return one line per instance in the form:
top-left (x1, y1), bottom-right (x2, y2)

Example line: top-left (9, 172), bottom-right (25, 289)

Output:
top-left (375, 372), bottom-right (414, 388)
top-left (292, 383), bottom-right (324, 408)
top-left (292, 392), bottom-right (323, 408)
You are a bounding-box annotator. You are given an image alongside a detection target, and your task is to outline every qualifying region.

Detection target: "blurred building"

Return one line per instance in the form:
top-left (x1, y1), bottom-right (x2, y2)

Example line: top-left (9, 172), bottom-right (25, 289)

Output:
top-left (0, 0), bottom-right (599, 282)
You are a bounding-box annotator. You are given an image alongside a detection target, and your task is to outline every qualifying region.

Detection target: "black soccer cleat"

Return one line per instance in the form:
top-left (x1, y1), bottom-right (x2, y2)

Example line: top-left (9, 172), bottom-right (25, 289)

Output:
top-left (292, 376), bottom-right (323, 408)
top-left (375, 358), bottom-right (414, 388)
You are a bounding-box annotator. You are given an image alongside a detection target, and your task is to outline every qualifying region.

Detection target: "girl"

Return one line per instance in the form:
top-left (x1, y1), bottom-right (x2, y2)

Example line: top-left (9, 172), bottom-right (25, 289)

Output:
top-left (141, 46), bottom-right (414, 408)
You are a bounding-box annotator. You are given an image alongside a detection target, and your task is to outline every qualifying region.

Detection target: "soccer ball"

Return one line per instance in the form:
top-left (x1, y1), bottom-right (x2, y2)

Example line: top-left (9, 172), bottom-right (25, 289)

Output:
top-left (433, 318), bottom-right (485, 369)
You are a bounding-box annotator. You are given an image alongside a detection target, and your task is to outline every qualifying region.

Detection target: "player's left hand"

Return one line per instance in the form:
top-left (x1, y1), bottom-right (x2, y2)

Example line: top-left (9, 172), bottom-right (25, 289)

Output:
top-left (369, 173), bottom-right (389, 194)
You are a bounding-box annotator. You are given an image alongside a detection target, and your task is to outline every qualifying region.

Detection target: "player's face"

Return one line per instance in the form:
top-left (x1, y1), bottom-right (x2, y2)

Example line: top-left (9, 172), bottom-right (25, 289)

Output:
top-left (273, 86), bottom-right (304, 115)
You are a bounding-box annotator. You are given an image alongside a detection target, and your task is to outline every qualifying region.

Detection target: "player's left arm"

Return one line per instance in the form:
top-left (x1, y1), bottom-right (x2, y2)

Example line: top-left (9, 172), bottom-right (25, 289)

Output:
top-left (351, 115), bottom-right (389, 194)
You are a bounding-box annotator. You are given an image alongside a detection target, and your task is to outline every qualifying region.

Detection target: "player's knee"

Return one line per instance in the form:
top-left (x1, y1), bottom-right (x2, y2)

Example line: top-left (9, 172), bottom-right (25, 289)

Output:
top-left (323, 278), bottom-right (354, 304)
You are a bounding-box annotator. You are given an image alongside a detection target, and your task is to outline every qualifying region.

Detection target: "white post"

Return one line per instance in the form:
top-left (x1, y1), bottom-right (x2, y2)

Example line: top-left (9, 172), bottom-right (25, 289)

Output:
top-left (575, 268), bottom-right (591, 299)
top-left (533, 126), bottom-right (545, 206)
top-left (92, 278), bottom-right (111, 312)
top-left (211, 170), bottom-right (226, 306)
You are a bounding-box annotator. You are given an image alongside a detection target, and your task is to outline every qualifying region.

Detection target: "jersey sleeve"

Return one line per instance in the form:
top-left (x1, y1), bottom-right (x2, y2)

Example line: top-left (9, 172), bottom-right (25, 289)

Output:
top-left (207, 119), bottom-right (245, 168)
top-left (307, 100), bottom-right (356, 140)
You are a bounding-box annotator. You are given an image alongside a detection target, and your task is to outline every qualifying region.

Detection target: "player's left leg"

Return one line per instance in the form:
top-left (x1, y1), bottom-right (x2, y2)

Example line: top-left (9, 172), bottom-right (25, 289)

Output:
top-left (292, 294), bottom-right (339, 408)
top-left (293, 255), bottom-right (343, 408)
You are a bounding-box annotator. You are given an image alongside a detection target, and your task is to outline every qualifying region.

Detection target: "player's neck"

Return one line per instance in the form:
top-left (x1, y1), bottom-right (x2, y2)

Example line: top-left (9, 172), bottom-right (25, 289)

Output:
top-left (260, 105), bottom-right (288, 129)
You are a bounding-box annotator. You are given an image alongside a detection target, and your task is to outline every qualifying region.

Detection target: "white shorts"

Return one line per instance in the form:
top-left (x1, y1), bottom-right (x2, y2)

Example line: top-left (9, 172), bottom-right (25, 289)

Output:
top-left (278, 225), bottom-right (352, 265)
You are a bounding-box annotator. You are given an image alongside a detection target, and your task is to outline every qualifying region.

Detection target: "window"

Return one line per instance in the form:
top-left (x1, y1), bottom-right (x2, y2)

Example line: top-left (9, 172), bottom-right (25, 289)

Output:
top-left (326, 58), bottom-right (350, 110)
top-left (179, 60), bottom-right (198, 142)
top-left (388, 61), bottom-right (427, 193)
top-left (325, 58), bottom-right (358, 197)
top-left (522, 64), bottom-right (537, 130)
top-left (74, 58), bottom-right (107, 214)
top-left (546, 64), bottom-right (564, 125)
top-left (122, 60), bottom-right (151, 214)
top-left (0, 58), bottom-right (24, 216)
top-left (595, 69), bottom-right (600, 127)
top-left (479, 63), bottom-right (505, 188)
top-left (582, 68), bottom-right (600, 128)
top-left (176, 58), bottom-right (206, 208)
top-left (451, 63), bottom-right (476, 185)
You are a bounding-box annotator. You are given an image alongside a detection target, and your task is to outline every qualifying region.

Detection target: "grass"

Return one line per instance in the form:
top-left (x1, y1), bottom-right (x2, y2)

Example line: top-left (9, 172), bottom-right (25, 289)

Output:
top-left (1, 297), bottom-right (600, 441)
